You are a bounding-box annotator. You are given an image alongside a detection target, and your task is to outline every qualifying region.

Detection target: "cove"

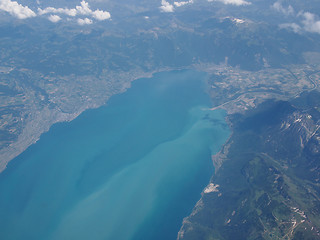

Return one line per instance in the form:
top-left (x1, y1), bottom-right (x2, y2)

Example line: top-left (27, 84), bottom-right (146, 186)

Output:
top-left (0, 70), bottom-right (230, 240)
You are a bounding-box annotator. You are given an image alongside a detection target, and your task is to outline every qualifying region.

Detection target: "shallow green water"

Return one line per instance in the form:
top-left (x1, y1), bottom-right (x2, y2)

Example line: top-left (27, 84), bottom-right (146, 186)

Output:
top-left (0, 70), bottom-right (230, 240)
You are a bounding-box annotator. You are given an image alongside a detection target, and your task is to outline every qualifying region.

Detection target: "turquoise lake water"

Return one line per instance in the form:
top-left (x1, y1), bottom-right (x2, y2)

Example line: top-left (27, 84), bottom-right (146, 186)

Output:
top-left (0, 70), bottom-right (230, 240)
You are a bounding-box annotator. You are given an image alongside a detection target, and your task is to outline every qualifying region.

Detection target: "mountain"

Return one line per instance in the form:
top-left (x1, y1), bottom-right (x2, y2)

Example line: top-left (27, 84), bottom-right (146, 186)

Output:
top-left (179, 91), bottom-right (320, 240)
top-left (1, 0), bottom-right (320, 239)
top-left (2, 0), bottom-right (320, 170)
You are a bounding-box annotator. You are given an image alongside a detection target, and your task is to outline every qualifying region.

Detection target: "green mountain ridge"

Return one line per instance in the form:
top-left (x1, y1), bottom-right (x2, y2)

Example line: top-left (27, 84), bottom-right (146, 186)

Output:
top-left (179, 91), bottom-right (320, 240)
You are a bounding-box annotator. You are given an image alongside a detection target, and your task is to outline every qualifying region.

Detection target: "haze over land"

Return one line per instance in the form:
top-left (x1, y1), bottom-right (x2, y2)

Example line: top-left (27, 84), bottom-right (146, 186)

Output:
top-left (1, 0), bottom-right (320, 239)
top-left (1, 0), bottom-right (320, 170)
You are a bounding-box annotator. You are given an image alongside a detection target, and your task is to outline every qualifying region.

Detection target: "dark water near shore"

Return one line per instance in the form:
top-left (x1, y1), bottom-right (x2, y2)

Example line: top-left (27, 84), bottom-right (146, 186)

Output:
top-left (0, 70), bottom-right (230, 240)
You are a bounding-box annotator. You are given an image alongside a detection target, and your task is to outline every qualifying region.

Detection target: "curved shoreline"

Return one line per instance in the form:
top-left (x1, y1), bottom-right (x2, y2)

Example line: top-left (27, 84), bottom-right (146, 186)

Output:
top-left (0, 68), bottom-right (166, 173)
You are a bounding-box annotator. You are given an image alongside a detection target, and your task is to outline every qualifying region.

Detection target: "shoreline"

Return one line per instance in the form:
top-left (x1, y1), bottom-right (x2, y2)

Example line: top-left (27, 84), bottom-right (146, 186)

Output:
top-left (177, 112), bottom-right (233, 240)
top-left (0, 68), bottom-right (169, 173)
top-left (0, 66), bottom-right (195, 174)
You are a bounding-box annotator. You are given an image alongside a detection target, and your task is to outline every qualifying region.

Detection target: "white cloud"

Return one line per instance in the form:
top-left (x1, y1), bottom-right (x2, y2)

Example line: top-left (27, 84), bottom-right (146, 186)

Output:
top-left (301, 12), bottom-right (320, 34)
top-left (76, 1), bottom-right (91, 15)
top-left (38, 7), bottom-right (77, 16)
top-left (77, 17), bottom-right (92, 25)
top-left (48, 14), bottom-right (61, 23)
top-left (208, 0), bottom-right (251, 6)
top-left (273, 2), bottom-right (320, 35)
top-left (160, 0), bottom-right (174, 12)
top-left (279, 23), bottom-right (301, 33)
top-left (0, 0), bottom-right (111, 23)
top-left (92, 9), bottom-right (110, 20)
top-left (38, 1), bottom-right (111, 21)
top-left (272, 1), bottom-right (294, 15)
top-left (174, 0), bottom-right (193, 7)
top-left (279, 11), bottom-right (320, 35)
top-left (0, 0), bottom-right (36, 19)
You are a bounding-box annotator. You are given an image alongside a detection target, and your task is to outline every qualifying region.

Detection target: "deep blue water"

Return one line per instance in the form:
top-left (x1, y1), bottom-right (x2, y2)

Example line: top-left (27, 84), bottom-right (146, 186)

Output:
top-left (0, 70), bottom-right (230, 240)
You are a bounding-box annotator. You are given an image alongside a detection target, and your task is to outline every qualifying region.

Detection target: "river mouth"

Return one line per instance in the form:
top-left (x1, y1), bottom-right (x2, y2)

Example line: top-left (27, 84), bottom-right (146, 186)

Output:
top-left (0, 70), bottom-right (230, 240)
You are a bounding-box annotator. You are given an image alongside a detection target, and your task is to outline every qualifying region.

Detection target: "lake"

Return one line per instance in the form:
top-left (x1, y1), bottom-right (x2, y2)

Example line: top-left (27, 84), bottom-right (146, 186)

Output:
top-left (0, 70), bottom-right (230, 240)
